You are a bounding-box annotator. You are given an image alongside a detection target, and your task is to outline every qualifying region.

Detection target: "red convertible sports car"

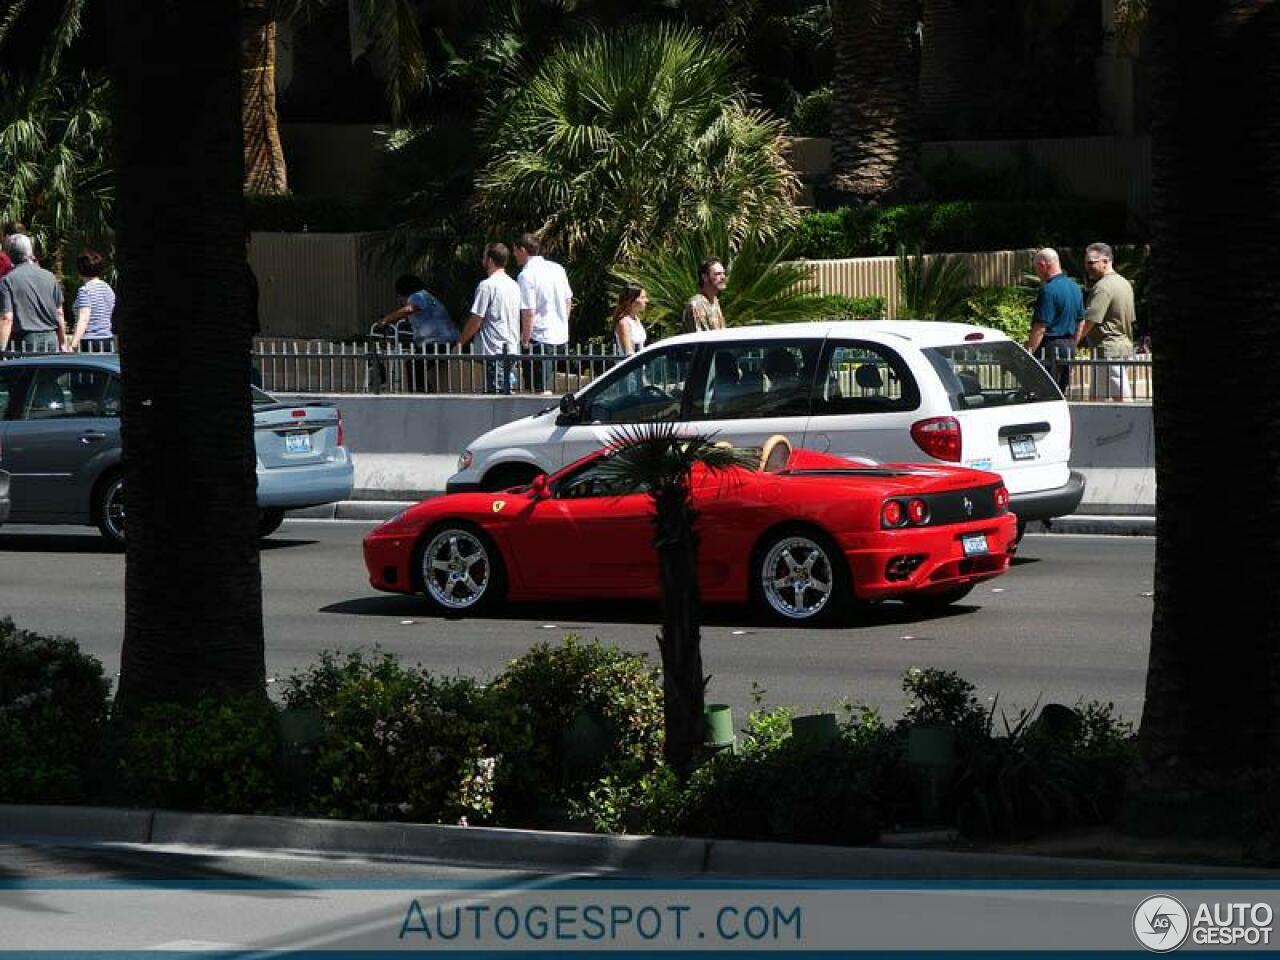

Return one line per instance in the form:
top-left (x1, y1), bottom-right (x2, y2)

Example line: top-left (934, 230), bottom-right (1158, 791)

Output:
top-left (366, 435), bottom-right (1013, 624)
top-left (364, 437), bottom-right (1018, 623)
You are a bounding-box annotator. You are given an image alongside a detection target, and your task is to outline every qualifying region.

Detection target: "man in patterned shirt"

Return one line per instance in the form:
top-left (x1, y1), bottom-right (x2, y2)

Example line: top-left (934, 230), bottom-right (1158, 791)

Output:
top-left (681, 258), bottom-right (727, 333)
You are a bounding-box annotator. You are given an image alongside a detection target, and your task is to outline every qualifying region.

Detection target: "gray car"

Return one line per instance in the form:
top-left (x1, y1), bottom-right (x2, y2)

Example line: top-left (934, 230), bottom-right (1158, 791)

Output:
top-left (0, 355), bottom-right (353, 545)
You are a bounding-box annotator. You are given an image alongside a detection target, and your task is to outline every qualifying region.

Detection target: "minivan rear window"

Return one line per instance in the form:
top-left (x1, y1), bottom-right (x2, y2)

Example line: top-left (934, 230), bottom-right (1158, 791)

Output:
top-left (923, 341), bottom-right (1061, 411)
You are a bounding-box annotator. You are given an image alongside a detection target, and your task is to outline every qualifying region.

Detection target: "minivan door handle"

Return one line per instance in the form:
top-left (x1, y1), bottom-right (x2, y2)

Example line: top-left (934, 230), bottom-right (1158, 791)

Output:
top-left (79, 430), bottom-right (107, 444)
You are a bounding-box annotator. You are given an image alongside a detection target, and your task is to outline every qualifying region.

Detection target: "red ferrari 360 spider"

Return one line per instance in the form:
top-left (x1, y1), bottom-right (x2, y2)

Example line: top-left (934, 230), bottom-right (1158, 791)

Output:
top-left (363, 436), bottom-right (1018, 624)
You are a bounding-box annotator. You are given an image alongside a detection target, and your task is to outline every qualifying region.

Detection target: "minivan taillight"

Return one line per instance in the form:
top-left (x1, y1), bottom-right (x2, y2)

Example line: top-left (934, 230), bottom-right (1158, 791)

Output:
top-left (911, 416), bottom-right (962, 462)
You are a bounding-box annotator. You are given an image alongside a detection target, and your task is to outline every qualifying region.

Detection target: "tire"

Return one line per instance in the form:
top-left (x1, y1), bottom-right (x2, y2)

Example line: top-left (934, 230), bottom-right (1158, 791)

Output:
top-left (754, 527), bottom-right (849, 624)
top-left (415, 522), bottom-right (506, 614)
top-left (95, 472), bottom-right (125, 547)
top-left (903, 583), bottom-right (975, 612)
top-left (480, 464), bottom-right (543, 493)
top-left (258, 508), bottom-right (286, 539)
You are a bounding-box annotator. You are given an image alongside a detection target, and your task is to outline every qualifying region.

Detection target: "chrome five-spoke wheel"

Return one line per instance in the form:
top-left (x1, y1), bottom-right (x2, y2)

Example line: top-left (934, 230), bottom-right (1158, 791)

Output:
top-left (758, 532), bottom-right (843, 622)
top-left (419, 525), bottom-right (501, 612)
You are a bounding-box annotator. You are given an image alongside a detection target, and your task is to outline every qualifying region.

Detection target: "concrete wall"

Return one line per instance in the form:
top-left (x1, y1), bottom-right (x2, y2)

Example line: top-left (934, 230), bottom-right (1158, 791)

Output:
top-left (285, 394), bottom-right (1154, 514)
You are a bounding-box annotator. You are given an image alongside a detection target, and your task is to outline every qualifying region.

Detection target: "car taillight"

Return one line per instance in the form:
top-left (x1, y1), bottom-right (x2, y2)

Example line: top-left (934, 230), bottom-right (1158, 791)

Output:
top-left (881, 499), bottom-right (906, 528)
top-left (911, 416), bottom-right (962, 462)
top-left (336, 409), bottom-right (345, 447)
top-left (907, 498), bottom-right (929, 524)
top-left (995, 485), bottom-right (1009, 511)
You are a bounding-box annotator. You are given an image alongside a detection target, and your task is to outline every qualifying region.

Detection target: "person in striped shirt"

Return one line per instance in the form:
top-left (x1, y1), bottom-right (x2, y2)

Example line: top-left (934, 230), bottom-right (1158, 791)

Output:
top-left (70, 249), bottom-right (116, 352)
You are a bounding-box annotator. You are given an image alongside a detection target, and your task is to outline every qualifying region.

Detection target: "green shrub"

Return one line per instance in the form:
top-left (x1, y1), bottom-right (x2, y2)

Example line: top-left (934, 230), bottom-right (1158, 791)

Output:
top-left (117, 695), bottom-right (281, 813)
top-left (488, 635), bottom-right (664, 824)
top-left (807, 294), bottom-right (885, 321)
top-left (962, 285), bottom-right (1034, 342)
top-left (284, 651), bottom-right (496, 825)
top-left (0, 619), bottom-right (111, 803)
top-left (786, 199), bottom-right (1129, 258)
top-left (899, 667), bottom-right (989, 736)
top-left (790, 85), bottom-right (832, 137)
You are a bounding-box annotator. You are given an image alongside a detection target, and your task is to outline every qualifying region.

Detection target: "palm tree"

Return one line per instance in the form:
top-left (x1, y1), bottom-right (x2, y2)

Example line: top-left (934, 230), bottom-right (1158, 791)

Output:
top-left (108, 0), bottom-right (265, 716)
top-left (1137, 1), bottom-right (1280, 797)
top-left (474, 23), bottom-right (800, 321)
top-left (614, 228), bottom-right (843, 339)
top-left (590, 422), bottom-right (756, 776)
top-left (829, 0), bottom-right (923, 202)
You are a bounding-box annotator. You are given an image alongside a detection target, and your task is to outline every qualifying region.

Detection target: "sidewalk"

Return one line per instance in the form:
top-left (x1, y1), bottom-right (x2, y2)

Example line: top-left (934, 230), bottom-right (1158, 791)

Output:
top-left (0, 804), bottom-right (1265, 879)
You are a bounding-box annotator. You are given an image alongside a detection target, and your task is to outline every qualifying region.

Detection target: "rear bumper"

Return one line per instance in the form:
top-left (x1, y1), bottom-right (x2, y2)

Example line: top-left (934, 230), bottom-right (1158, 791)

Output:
top-left (845, 513), bottom-right (1018, 601)
top-left (1008, 470), bottom-right (1086, 523)
top-left (257, 457), bottom-right (354, 509)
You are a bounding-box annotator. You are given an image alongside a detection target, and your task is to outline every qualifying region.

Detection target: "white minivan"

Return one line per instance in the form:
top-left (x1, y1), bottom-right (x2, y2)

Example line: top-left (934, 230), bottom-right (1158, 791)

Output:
top-left (447, 321), bottom-right (1085, 531)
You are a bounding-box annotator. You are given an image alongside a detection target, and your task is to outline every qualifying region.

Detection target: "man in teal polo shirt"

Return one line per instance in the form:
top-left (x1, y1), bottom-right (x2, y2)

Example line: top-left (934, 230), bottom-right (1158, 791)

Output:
top-left (1024, 247), bottom-right (1083, 394)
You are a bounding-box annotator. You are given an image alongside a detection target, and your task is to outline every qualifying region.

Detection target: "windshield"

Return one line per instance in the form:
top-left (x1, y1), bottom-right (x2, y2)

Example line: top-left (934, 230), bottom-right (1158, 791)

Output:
top-left (923, 340), bottom-right (1061, 411)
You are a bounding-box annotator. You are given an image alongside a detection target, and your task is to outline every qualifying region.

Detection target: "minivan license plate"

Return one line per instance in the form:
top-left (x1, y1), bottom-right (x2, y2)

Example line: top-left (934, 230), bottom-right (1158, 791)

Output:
top-left (285, 431), bottom-right (311, 453)
top-left (961, 534), bottom-right (988, 557)
top-left (1009, 434), bottom-right (1037, 460)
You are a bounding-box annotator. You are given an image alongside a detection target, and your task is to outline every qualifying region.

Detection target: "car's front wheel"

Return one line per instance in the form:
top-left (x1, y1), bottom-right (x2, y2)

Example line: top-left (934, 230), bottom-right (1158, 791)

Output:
top-left (755, 528), bottom-right (848, 624)
top-left (95, 473), bottom-right (125, 547)
top-left (258, 509), bottom-right (286, 539)
top-left (415, 522), bottom-right (506, 614)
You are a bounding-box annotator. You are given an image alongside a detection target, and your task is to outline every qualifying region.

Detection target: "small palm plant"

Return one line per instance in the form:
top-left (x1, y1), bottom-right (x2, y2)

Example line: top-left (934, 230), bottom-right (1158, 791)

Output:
top-left (590, 421), bottom-right (757, 777)
top-left (895, 244), bottom-right (972, 321)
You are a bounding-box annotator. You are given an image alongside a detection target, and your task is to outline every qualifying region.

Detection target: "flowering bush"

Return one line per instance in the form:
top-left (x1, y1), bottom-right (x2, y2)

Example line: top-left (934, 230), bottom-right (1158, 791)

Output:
top-left (0, 618), bottom-right (111, 802)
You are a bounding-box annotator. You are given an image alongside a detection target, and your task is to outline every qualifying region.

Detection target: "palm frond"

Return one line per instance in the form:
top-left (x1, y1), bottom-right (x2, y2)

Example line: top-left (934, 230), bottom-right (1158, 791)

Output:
top-left (895, 244), bottom-right (973, 321)
top-left (591, 421), bottom-right (757, 495)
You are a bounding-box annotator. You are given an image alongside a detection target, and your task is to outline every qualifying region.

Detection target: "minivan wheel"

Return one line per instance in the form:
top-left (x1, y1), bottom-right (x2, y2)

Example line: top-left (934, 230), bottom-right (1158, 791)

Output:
top-left (416, 522), bottom-right (506, 614)
top-left (96, 474), bottom-right (125, 546)
top-left (755, 528), bottom-right (847, 624)
top-left (258, 509), bottom-right (286, 538)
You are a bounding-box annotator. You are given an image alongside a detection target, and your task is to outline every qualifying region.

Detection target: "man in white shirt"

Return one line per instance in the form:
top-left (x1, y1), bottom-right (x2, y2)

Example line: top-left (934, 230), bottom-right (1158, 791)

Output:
top-left (514, 233), bottom-right (573, 395)
top-left (460, 243), bottom-right (522, 394)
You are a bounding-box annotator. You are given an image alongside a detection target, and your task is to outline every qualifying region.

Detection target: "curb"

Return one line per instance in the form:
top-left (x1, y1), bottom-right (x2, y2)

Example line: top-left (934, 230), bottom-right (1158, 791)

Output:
top-left (2, 805), bottom-right (1268, 879)
top-left (290, 502), bottom-right (1157, 537)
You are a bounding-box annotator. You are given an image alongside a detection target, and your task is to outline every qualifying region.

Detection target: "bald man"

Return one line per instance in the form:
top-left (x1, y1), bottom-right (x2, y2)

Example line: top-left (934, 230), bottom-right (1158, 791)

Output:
top-left (1025, 247), bottom-right (1083, 394)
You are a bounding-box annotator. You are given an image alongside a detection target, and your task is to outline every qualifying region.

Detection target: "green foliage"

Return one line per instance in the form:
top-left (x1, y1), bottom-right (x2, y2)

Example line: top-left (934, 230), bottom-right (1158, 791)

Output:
top-left (808, 294), bottom-right (885, 321)
top-left (899, 667), bottom-right (989, 735)
top-left (0, 619), bottom-right (111, 803)
top-left (475, 24), bottom-right (800, 322)
top-left (786, 200), bottom-right (1129, 259)
top-left (896, 246), bottom-right (972, 321)
top-left (117, 695), bottom-right (282, 813)
top-left (284, 650), bottom-right (497, 824)
top-left (488, 635), bottom-right (664, 823)
top-left (962, 286), bottom-right (1034, 342)
top-left (614, 230), bottom-right (842, 338)
top-left (790, 84), bottom-right (832, 137)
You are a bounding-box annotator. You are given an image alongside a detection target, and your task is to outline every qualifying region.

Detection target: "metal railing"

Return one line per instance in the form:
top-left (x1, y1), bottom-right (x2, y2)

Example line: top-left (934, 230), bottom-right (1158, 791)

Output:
top-left (1, 338), bottom-right (1154, 401)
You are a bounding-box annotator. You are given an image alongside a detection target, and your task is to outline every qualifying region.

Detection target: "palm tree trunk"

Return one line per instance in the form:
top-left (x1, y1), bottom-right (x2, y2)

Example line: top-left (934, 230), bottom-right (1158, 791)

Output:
top-left (1138, 0), bottom-right (1280, 794)
top-left (829, 0), bottom-right (924, 203)
top-left (654, 492), bottom-right (707, 778)
top-left (242, 0), bottom-right (288, 195)
top-left (109, 0), bottom-right (266, 718)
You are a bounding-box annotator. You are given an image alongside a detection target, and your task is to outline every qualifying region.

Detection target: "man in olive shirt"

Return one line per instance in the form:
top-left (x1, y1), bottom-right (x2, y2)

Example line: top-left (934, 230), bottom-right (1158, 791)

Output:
top-left (1077, 242), bottom-right (1135, 401)
top-left (681, 258), bottom-right (727, 333)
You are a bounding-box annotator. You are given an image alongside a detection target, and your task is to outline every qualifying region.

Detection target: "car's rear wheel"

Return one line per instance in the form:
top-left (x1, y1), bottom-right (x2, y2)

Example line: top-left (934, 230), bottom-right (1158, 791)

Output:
top-left (903, 583), bottom-right (975, 611)
top-left (755, 527), bottom-right (848, 624)
top-left (95, 473), bottom-right (125, 547)
top-left (480, 464), bottom-right (543, 492)
top-left (258, 509), bottom-right (286, 539)
top-left (415, 522), bottom-right (506, 614)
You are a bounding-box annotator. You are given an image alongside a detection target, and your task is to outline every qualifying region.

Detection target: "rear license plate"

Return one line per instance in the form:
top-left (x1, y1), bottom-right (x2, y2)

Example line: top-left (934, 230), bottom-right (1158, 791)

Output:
top-left (1009, 434), bottom-right (1037, 460)
top-left (285, 431), bottom-right (311, 453)
top-left (961, 534), bottom-right (988, 557)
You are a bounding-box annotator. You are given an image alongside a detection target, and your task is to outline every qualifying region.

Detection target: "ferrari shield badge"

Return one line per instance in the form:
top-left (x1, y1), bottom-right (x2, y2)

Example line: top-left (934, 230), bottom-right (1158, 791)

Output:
top-left (492, 500), bottom-right (506, 513)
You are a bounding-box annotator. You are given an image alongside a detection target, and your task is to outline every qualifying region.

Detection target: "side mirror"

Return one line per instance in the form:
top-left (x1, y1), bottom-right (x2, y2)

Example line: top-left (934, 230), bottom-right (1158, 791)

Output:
top-left (558, 393), bottom-right (580, 421)
top-left (529, 474), bottom-right (550, 500)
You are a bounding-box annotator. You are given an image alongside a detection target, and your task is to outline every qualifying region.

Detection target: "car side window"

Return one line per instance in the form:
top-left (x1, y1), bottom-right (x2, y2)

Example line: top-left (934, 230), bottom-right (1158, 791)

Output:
top-left (554, 457), bottom-right (649, 500)
top-left (692, 341), bottom-right (820, 420)
top-left (814, 342), bottom-right (920, 415)
top-left (582, 345), bottom-right (695, 424)
top-left (0, 369), bottom-right (22, 420)
top-left (21, 368), bottom-right (115, 420)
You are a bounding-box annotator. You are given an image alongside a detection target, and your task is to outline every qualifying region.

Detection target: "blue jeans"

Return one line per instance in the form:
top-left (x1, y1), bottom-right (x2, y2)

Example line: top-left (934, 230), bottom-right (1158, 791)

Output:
top-left (1040, 337), bottom-right (1075, 394)
top-left (527, 341), bottom-right (565, 394)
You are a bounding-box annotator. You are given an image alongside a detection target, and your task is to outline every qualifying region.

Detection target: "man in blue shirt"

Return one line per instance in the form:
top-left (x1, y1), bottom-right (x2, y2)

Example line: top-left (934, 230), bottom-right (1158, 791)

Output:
top-left (1024, 248), bottom-right (1083, 394)
top-left (377, 274), bottom-right (458, 392)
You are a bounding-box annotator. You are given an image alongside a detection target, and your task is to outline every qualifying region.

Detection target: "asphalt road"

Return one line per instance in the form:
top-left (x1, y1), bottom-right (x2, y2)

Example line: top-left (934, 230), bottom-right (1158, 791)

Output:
top-left (0, 520), bottom-right (1155, 726)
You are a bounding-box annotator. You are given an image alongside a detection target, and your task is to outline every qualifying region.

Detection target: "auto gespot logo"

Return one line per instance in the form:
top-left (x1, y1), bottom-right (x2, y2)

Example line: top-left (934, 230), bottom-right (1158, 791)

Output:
top-left (1133, 895), bottom-right (1274, 951)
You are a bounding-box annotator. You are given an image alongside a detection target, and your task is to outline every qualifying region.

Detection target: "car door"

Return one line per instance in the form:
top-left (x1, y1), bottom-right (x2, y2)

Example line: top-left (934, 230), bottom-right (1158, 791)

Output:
top-left (2, 365), bottom-right (121, 519)
top-left (503, 455), bottom-right (656, 597)
top-left (804, 340), bottom-right (924, 463)
top-left (555, 344), bottom-right (699, 469)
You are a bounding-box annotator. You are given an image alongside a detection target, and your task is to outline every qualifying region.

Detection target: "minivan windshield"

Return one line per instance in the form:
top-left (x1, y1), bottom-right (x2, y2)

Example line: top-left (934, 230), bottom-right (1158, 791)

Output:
top-left (923, 340), bottom-right (1061, 411)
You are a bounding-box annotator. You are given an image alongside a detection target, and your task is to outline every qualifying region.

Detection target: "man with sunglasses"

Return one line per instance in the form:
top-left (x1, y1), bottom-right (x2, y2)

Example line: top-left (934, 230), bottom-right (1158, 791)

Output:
top-left (1077, 242), bottom-right (1135, 401)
